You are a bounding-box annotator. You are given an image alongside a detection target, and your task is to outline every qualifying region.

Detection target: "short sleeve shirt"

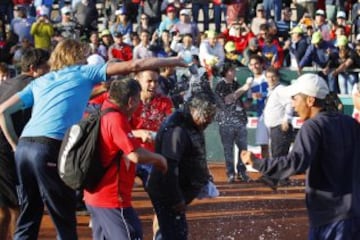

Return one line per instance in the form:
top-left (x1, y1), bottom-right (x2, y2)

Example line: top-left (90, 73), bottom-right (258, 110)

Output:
top-left (130, 95), bottom-right (173, 151)
top-left (84, 99), bottom-right (140, 208)
top-left (18, 64), bottom-right (107, 139)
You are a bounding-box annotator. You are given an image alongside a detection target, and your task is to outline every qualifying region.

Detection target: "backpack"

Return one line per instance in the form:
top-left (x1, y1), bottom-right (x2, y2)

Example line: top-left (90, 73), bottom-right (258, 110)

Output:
top-left (58, 108), bottom-right (122, 192)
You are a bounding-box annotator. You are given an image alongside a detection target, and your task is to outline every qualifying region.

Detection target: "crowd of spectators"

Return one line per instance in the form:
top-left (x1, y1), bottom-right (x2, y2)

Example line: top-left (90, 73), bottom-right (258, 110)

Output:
top-left (0, 0), bottom-right (360, 110)
top-left (0, 1), bottom-right (360, 95)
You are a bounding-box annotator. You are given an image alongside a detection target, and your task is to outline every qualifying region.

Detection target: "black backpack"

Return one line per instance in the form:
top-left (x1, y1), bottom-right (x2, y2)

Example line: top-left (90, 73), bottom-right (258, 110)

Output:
top-left (58, 108), bottom-right (122, 192)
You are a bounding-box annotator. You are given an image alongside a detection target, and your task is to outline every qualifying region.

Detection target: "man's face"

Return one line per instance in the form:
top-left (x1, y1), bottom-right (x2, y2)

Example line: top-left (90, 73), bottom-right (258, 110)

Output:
top-left (249, 59), bottom-right (262, 75)
top-left (183, 35), bottom-right (192, 47)
top-left (167, 11), bottom-right (175, 20)
top-left (291, 94), bottom-right (312, 120)
top-left (137, 71), bottom-right (158, 99)
top-left (140, 32), bottom-right (149, 44)
top-left (265, 71), bottom-right (279, 89)
top-left (114, 36), bottom-right (123, 44)
top-left (102, 35), bottom-right (112, 45)
top-left (208, 36), bottom-right (217, 47)
top-left (315, 15), bottom-right (325, 24)
top-left (225, 67), bottom-right (235, 80)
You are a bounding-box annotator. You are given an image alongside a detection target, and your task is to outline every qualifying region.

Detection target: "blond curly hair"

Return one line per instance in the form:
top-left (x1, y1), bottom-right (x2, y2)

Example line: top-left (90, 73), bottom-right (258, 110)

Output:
top-left (49, 39), bottom-right (90, 71)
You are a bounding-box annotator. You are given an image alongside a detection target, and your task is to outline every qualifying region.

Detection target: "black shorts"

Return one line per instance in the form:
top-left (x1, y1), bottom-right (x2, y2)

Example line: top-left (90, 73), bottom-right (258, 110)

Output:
top-left (0, 149), bottom-right (18, 208)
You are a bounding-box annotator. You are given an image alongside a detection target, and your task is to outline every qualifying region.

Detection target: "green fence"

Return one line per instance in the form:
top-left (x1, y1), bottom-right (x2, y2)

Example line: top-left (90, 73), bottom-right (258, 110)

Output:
top-left (205, 67), bottom-right (356, 162)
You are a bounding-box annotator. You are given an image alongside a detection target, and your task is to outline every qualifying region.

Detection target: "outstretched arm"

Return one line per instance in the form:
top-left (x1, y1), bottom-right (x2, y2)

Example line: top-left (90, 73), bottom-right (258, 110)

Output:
top-left (106, 56), bottom-right (187, 76)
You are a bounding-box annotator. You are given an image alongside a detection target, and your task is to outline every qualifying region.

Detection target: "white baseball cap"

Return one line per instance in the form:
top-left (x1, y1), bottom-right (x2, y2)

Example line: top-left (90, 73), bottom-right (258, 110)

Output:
top-left (37, 5), bottom-right (49, 16)
top-left (315, 9), bottom-right (325, 16)
top-left (336, 11), bottom-right (346, 19)
top-left (87, 54), bottom-right (105, 65)
top-left (180, 9), bottom-right (190, 16)
top-left (61, 6), bottom-right (72, 15)
top-left (285, 73), bottom-right (329, 99)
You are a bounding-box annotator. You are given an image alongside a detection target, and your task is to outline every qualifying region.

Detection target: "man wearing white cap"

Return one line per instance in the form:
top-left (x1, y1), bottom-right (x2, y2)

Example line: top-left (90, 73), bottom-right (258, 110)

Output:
top-left (242, 73), bottom-right (360, 239)
top-left (314, 9), bottom-right (331, 41)
top-left (173, 9), bottom-right (200, 45)
top-left (54, 6), bottom-right (78, 39)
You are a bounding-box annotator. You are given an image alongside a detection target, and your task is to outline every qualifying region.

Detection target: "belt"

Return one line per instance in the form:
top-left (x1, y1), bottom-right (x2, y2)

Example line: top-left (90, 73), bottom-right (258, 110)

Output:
top-left (21, 136), bottom-right (62, 145)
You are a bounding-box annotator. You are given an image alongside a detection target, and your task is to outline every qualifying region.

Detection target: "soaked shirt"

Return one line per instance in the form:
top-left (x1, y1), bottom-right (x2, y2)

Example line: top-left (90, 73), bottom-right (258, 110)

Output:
top-left (130, 94), bottom-right (173, 151)
top-left (214, 79), bottom-right (247, 126)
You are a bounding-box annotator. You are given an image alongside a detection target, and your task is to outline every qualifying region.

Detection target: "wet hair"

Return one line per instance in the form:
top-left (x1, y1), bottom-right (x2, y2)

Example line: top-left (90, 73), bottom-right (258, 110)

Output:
top-left (187, 91), bottom-right (217, 120)
top-left (109, 78), bottom-right (141, 107)
top-left (21, 48), bottom-right (50, 73)
top-left (49, 39), bottom-right (90, 71)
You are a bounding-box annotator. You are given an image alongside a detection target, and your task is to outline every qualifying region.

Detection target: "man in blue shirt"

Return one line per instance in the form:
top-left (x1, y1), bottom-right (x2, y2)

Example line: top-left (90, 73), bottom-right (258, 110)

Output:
top-left (0, 39), bottom-right (185, 240)
top-left (242, 73), bottom-right (360, 239)
top-left (298, 32), bottom-right (339, 93)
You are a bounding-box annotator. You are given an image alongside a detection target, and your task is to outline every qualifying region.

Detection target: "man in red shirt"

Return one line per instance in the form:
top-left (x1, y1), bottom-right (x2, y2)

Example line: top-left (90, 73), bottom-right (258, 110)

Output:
top-left (108, 32), bottom-right (133, 61)
top-left (84, 78), bottom-right (167, 240)
top-left (131, 70), bottom-right (173, 185)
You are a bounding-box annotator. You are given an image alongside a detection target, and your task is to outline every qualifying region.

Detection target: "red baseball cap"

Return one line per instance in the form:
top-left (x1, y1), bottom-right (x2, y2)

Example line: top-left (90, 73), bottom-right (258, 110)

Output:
top-left (167, 6), bottom-right (176, 13)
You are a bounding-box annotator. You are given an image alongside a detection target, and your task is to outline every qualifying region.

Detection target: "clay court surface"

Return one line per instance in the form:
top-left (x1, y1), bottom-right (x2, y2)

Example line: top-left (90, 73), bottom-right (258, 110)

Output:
top-left (39, 164), bottom-right (309, 240)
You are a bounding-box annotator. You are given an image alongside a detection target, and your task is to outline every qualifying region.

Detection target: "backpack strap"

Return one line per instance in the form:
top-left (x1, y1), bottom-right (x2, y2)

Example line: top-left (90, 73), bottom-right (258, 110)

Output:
top-left (99, 107), bottom-right (124, 170)
top-left (100, 107), bottom-right (121, 116)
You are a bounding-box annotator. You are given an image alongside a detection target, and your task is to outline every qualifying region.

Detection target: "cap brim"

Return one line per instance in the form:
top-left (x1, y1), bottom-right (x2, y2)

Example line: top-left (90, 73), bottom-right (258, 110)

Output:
top-left (282, 84), bottom-right (299, 98)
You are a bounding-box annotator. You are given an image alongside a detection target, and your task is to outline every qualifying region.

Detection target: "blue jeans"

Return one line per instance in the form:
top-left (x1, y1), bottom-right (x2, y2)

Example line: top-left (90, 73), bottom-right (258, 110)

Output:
top-left (309, 218), bottom-right (352, 240)
top-left (0, 3), bottom-right (13, 23)
top-left (338, 72), bottom-right (358, 95)
top-left (14, 137), bottom-right (77, 240)
top-left (86, 205), bottom-right (143, 240)
top-left (192, 3), bottom-right (209, 31)
top-left (213, 4), bottom-right (226, 33)
top-left (219, 124), bottom-right (247, 177)
top-left (263, 0), bottom-right (282, 21)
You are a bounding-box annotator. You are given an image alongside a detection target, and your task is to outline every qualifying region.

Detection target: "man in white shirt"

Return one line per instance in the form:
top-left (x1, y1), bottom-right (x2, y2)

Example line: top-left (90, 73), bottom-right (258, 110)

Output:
top-left (263, 67), bottom-right (294, 158)
top-left (199, 30), bottom-right (225, 69)
top-left (170, 33), bottom-right (199, 59)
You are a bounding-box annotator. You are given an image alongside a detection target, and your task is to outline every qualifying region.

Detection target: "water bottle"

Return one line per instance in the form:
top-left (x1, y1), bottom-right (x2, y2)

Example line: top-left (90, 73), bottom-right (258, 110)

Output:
top-left (182, 50), bottom-right (193, 65)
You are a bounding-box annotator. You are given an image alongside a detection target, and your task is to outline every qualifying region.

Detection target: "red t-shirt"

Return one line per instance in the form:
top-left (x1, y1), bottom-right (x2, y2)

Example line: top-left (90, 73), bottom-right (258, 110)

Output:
top-left (84, 99), bottom-right (140, 208)
top-left (130, 94), bottom-right (173, 151)
top-left (222, 29), bottom-right (255, 53)
top-left (110, 44), bottom-right (133, 61)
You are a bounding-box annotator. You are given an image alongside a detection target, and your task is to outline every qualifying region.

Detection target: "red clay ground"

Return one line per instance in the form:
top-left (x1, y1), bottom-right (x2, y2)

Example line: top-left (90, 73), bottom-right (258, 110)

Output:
top-left (39, 164), bottom-right (308, 240)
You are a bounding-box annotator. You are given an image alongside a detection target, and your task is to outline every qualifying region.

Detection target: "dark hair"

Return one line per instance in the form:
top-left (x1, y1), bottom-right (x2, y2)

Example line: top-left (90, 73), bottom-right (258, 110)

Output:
top-left (109, 78), bottom-right (141, 107)
top-left (221, 62), bottom-right (236, 77)
top-left (259, 23), bottom-right (269, 32)
top-left (323, 92), bottom-right (343, 113)
top-left (265, 66), bottom-right (279, 76)
top-left (249, 54), bottom-right (263, 65)
top-left (21, 49), bottom-right (50, 73)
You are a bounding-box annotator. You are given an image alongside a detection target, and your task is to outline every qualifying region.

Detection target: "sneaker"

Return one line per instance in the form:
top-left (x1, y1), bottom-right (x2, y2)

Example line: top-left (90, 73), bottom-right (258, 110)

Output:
top-left (237, 172), bottom-right (250, 183)
top-left (227, 174), bottom-right (235, 183)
